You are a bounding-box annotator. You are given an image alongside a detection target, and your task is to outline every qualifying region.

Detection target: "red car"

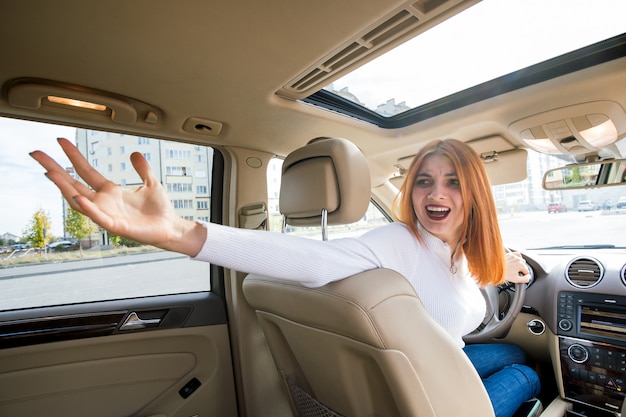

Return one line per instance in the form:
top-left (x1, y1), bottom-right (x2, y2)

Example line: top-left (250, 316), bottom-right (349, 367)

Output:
top-left (547, 202), bottom-right (567, 213)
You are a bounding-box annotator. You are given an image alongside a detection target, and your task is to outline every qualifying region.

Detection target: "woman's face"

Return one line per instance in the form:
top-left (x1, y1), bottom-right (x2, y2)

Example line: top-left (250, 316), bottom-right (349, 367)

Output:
top-left (411, 154), bottom-right (465, 246)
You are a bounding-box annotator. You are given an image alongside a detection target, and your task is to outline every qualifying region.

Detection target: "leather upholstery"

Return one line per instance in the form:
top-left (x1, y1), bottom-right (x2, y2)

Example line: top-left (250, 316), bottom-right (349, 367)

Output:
top-left (244, 269), bottom-right (495, 416)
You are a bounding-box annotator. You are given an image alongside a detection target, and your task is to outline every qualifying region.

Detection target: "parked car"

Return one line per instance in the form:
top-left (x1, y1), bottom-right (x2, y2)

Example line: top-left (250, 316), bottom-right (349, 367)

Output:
top-left (577, 200), bottom-right (597, 211)
top-left (1, 2), bottom-right (626, 417)
top-left (10, 243), bottom-right (30, 250)
top-left (547, 202), bottom-right (567, 213)
top-left (617, 196), bottom-right (626, 209)
top-left (47, 240), bottom-right (78, 251)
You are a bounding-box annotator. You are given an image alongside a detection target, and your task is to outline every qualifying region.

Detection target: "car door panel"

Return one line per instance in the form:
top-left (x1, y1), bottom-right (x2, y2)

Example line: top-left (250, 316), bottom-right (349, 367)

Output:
top-left (0, 292), bottom-right (238, 417)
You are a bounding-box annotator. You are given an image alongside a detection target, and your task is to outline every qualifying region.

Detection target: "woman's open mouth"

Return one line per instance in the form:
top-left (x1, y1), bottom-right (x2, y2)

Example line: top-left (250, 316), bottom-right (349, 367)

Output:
top-left (425, 205), bottom-right (450, 220)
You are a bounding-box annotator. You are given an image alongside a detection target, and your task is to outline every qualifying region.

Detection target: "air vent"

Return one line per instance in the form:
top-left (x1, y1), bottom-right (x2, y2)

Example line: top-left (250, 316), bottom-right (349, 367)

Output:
top-left (621, 264), bottom-right (626, 287)
top-left (565, 257), bottom-right (604, 288)
top-left (287, 10), bottom-right (421, 93)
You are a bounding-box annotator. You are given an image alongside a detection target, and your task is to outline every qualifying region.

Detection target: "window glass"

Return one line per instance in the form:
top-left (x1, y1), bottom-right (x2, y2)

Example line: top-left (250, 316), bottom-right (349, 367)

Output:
top-left (267, 158), bottom-right (390, 239)
top-left (0, 118), bottom-right (212, 311)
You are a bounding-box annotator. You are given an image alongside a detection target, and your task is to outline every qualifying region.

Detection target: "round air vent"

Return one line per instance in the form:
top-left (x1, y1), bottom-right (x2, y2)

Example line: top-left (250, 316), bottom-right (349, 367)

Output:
top-left (621, 264), bottom-right (626, 287)
top-left (565, 257), bottom-right (604, 288)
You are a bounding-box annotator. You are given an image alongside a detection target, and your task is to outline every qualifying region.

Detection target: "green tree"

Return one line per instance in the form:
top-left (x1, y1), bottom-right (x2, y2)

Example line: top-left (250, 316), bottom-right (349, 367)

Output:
top-left (109, 234), bottom-right (140, 248)
top-left (24, 209), bottom-right (52, 249)
top-left (65, 208), bottom-right (98, 255)
top-left (109, 234), bottom-right (122, 248)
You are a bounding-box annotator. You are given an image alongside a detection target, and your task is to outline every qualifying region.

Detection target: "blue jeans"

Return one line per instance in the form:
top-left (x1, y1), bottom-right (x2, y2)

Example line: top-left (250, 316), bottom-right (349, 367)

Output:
top-left (463, 344), bottom-right (541, 417)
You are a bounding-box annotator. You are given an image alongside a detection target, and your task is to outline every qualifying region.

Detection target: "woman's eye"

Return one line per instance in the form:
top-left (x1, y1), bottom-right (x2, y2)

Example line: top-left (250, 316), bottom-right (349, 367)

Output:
top-left (414, 178), bottom-right (431, 186)
top-left (448, 179), bottom-right (460, 187)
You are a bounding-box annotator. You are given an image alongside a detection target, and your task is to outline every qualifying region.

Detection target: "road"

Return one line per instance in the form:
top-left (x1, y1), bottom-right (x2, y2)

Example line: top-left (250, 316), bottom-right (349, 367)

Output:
top-left (0, 251), bottom-right (211, 311)
top-left (1, 209), bottom-right (624, 311)
top-left (498, 209), bottom-right (626, 250)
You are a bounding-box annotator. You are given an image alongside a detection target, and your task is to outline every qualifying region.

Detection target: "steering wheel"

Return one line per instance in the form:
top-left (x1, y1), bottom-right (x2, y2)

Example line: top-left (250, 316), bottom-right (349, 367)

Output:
top-left (462, 281), bottom-right (526, 344)
top-left (463, 249), bottom-right (532, 344)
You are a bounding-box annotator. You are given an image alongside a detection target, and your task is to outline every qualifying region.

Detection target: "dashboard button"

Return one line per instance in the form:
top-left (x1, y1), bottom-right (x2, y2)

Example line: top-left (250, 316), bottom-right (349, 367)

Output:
top-left (559, 319), bottom-right (573, 331)
top-left (568, 344), bottom-right (589, 364)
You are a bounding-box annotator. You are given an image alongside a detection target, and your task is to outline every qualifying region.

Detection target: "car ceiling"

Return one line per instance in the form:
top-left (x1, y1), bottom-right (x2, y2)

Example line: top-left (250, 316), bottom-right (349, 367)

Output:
top-left (1, 0), bottom-right (626, 187)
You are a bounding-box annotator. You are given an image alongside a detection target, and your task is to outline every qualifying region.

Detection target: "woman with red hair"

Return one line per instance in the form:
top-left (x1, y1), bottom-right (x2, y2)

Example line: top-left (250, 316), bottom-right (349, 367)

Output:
top-left (392, 139), bottom-right (540, 417)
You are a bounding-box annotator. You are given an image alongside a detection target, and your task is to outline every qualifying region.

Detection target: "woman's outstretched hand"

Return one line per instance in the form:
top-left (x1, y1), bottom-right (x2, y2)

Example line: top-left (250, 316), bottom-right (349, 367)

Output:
top-left (29, 138), bottom-right (207, 257)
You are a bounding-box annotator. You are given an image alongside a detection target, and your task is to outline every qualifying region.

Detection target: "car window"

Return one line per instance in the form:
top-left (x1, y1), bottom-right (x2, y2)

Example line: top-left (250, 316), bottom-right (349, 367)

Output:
top-left (0, 117), bottom-right (212, 311)
top-left (267, 158), bottom-right (390, 239)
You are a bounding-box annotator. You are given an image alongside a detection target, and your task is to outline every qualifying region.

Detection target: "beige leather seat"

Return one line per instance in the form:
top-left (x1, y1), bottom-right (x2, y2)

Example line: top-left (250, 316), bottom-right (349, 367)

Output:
top-left (242, 138), bottom-right (495, 417)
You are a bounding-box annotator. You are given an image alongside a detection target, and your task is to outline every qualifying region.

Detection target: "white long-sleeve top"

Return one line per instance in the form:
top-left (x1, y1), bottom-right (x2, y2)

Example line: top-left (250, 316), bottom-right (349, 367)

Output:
top-left (193, 221), bottom-right (486, 347)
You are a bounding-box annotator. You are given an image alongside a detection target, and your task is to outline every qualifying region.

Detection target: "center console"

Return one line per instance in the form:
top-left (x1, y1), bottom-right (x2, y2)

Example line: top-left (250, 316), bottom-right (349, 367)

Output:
top-left (557, 292), bottom-right (626, 415)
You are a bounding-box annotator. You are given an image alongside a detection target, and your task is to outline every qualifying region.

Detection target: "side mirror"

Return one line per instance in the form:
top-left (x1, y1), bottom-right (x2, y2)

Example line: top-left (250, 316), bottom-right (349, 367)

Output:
top-left (543, 159), bottom-right (626, 190)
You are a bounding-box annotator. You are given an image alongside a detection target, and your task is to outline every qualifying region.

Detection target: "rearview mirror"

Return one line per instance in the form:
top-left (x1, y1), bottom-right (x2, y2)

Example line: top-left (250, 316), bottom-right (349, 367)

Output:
top-left (543, 159), bottom-right (626, 190)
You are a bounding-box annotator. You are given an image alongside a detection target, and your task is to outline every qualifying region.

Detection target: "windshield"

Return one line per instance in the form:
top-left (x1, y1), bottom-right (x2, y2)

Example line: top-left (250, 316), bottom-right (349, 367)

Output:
top-left (496, 148), bottom-right (626, 250)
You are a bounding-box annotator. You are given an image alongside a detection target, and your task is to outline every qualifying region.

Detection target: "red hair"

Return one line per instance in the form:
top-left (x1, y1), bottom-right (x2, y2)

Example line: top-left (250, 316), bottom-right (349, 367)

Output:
top-left (392, 139), bottom-right (505, 286)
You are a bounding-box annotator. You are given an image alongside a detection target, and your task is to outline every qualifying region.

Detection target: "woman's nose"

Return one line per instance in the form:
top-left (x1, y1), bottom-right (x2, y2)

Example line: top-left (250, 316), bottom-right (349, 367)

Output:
top-left (428, 182), bottom-right (445, 199)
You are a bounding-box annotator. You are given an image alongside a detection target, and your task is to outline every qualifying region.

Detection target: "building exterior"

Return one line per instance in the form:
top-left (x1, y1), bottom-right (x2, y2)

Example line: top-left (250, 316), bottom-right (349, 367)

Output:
top-left (1, 232), bottom-right (19, 245)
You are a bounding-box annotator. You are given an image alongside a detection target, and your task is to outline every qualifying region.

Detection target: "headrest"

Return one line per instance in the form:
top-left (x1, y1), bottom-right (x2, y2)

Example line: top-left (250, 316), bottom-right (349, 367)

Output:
top-left (279, 137), bottom-right (370, 227)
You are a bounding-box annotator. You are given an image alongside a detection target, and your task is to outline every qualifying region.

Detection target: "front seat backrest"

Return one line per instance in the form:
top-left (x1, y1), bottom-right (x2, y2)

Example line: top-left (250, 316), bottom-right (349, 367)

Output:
top-left (278, 137), bottom-right (370, 238)
top-left (242, 137), bottom-right (494, 417)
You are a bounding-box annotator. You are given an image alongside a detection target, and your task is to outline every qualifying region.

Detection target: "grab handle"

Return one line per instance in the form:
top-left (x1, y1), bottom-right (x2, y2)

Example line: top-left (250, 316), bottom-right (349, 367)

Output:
top-left (119, 312), bottom-right (162, 331)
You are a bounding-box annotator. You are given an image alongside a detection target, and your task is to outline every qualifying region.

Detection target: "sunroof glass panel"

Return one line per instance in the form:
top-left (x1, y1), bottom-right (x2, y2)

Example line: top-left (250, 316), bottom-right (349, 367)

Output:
top-left (324, 0), bottom-right (626, 117)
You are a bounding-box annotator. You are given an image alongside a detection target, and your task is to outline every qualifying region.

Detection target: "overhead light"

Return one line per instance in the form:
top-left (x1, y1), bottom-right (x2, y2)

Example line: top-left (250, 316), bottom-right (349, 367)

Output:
top-left (578, 116), bottom-right (618, 148)
top-left (8, 81), bottom-right (140, 124)
top-left (510, 101), bottom-right (626, 158)
top-left (47, 96), bottom-right (107, 111)
top-left (519, 128), bottom-right (560, 153)
top-left (520, 115), bottom-right (618, 156)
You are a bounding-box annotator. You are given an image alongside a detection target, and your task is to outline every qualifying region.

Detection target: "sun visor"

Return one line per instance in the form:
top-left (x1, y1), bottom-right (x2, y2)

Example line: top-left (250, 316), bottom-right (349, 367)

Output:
top-left (481, 148), bottom-right (528, 185)
top-left (394, 137), bottom-right (527, 187)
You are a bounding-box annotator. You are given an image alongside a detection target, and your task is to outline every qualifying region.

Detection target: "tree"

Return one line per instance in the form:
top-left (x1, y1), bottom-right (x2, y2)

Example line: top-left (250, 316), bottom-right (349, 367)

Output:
top-left (108, 234), bottom-right (140, 248)
top-left (65, 208), bottom-right (98, 255)
top-left (109, 234), bottom-right (122, 248)
top-left (24, 209), bottom-right (52, 249)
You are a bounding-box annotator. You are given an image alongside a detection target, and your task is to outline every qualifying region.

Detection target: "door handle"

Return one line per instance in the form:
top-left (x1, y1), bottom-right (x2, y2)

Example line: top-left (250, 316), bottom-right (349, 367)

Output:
top-left (119, 312), bottom-right (162, 331)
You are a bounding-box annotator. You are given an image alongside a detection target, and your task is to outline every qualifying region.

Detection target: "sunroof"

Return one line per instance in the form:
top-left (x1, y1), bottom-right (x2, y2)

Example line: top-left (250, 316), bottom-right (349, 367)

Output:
top-left (323, 0), bottom-right (626, 117)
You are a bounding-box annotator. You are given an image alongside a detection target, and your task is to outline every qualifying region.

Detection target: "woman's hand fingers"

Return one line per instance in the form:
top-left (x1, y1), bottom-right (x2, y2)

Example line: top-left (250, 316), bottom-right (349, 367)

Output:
top-left (130, 151), bottom-right (159, 187)
top-left (30, 138), bottom-right (130, 228)
top-left (56, 137), bottom-right (109, 192)
top-left (30, 151), bottom-right (86, 210)
top-left (505, 252), bottom-right (530, 284)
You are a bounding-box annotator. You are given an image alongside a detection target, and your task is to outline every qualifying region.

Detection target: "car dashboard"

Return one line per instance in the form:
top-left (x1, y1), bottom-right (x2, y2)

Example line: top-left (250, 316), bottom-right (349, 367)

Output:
top-left (521, 249), bottom-right (626, 415)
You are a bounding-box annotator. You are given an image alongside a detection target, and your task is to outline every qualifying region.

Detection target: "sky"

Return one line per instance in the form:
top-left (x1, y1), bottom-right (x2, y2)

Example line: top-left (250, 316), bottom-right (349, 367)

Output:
top-left (0, 118), bottom-right (74, 238)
